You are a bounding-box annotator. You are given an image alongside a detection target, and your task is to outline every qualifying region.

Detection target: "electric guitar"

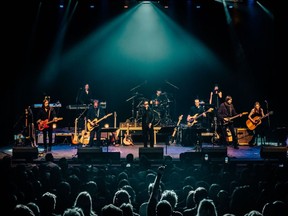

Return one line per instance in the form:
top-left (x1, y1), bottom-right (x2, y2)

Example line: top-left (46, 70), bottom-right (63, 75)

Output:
top-left (87, 113), bottom-right (113, 132)
top-left (123, 123), bottom-right (133, 146)
top-left (187, 108), bottom-right (213, 127)
top-left (246, 111), bottom-right (273, 130)
top-left (38, 117), bottom-right (63, 131)
top-left (71, 118), bottom-right (80, 145)
top-left (222, 112), bottom-right (248, 125)
top-left (170, 114), bottom-right (183, 144)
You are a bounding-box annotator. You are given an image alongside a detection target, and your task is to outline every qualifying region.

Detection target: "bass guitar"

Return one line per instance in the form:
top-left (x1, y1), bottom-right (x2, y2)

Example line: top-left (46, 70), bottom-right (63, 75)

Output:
top-left (187, 108), bottom-right (213, 127)
top-left (169, 114), bottom-right (183, 144)
top-left (87, 113), bottom-right (113, 132)
top-left (123, 123), bottom-right (133, 146)
top-left (38, 117), bottom-right (63, 131)
top-left (222, 112), bottom-right (248, 125)
top-left (246, 111), bottom-right (273, 130)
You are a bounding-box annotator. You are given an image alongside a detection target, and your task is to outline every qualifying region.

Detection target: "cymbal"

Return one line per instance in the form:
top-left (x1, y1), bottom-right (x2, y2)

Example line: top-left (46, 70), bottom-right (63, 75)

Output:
top-left (138, 97), bottom-right (148, 101)
top-left (133, 92), bottom-right (143, 96)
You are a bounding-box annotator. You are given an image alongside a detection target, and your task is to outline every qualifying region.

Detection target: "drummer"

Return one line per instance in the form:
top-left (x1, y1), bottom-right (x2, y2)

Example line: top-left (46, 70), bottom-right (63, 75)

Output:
top-left (150, 88), bottom-right (165, 108)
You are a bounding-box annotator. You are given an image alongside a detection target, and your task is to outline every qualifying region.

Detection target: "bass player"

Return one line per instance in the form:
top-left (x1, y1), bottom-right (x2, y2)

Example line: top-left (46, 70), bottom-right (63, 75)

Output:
top-left (217, 95), bottom-right (243, 149)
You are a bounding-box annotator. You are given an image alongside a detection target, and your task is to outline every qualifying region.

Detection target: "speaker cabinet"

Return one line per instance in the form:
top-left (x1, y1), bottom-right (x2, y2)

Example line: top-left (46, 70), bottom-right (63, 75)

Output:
top-left (139, 147), bottom-right (164, 160)
top-left (237, 128), bottom-right (253, 145)
top-left (202, 146), bottom-right (227, 158)
top-left (260, 146), bottom-right (287, 161)
top-left (77, 147), bottom-right (120, 163)
top-left (77, 147), bottom-right (102, 161)
top-left (13, 147), bottom-right (39, 160)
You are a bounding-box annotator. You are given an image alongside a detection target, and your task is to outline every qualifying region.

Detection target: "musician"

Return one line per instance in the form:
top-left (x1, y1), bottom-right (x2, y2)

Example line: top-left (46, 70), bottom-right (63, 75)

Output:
top-left (217, 95), bottom-right (242, 149)
top-left (141, 100), bottom-right (155, 147)
top-left (150, 88), bottom-right (165, 109)
top-left (187, 98), bottom-right (207, 129)
top-left (86, 99), bottom-right (106, 147)
top-left (36, 98), bottom-right (58, 152)
top-left (247, 101), bottom-right (265, 146)
top-left (78, 83), bottom-right (93, 105)
top-left (209, 83), bottom-right (223, 130)
top-left (186, 98), bottom-right (207, 149)
top-left (209, 83), bottom-right (223, 109)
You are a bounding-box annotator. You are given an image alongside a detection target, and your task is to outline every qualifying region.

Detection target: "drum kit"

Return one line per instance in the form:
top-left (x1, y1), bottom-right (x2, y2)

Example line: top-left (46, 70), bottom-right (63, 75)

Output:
top-left (127, 92), bottom-right (174, 126)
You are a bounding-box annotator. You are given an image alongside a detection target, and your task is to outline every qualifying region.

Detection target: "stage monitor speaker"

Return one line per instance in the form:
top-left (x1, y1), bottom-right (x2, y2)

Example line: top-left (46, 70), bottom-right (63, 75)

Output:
top-left (260, 146), bottom-right (287, 161)
top-left (139, 147), bottom-right (164, 160)
top-left (12, 147), bottom-right (39, 160)
top-left (77, 147), bottom-right (102, 161)
top-left (202, 146), bottom-right (227, 158)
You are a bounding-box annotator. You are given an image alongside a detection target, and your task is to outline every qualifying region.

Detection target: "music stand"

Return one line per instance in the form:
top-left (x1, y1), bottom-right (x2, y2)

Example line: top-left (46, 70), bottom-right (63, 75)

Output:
top-left (101, 127), bottom-right (118, 152)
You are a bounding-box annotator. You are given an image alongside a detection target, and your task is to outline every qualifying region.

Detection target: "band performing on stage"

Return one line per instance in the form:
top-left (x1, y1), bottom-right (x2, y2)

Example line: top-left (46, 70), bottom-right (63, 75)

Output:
top-left (13, 82), bottom-right (275, 152)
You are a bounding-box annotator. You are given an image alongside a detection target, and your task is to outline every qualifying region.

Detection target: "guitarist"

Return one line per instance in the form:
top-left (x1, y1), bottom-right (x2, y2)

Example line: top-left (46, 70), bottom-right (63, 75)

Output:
top-left (187, 98), bottom-right (207, 128)
top-left (36, 98), bottom-right (58, 152)
top-left (247, 101), bottom-right (265, 146)
top-left (186, 98), bottom-right (207, 149)
top-left (217, 95), bottom-right (242, 149)
top-left (86, 99), bottom-right (106, 147)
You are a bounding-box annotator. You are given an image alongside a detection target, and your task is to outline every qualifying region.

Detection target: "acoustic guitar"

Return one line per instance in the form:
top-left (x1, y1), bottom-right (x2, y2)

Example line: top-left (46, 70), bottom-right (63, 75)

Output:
top-left (38, 117), bottom-right (63, 131)
top-left (79, 118), bottom-right (90, 145)
top-left (246, 111), bottom-right (273, 131)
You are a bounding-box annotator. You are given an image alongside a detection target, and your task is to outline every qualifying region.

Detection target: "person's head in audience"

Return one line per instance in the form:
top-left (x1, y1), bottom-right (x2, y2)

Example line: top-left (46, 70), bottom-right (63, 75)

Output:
top-left (196, 199), bottom-right (218, 216)
top-left (63, 207), bottom-right (85, 216)
top-left (113, 189), bottom-right (131, 207)
top-left (74, 191), bottom-right (96, 216)
top-left (160, 190), bottom-right (179, 210)
top-left (156, 199), bottom-right (172, 216)
top-left (244, 210), bottom-right (263, 216)
top-left (39, 192), bottom-right (57, 216)
top-left (194, 187), bottom-right (208, 207)
top-left (262, 200), bottom-right (288, 216)
top-left (26, 202), bottom-right (40, 216)
top-left (101, 204), bottom-right (123, 216)
top-left (13, 204), bottom-right (35, 216)
top-left (120, 202), bottom-right (134, 216)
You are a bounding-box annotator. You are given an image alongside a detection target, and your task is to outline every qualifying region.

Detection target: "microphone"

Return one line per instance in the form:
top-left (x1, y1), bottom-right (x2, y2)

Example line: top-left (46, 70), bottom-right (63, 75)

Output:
top-left (264, 100), bottom-right (267, 103)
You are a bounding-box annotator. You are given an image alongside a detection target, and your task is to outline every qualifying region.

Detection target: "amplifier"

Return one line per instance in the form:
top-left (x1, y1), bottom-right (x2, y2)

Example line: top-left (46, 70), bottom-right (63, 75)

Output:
top-left (237, 128), bottom-right (253, 145)
top-left (37, 132), bottom-right (55, 144)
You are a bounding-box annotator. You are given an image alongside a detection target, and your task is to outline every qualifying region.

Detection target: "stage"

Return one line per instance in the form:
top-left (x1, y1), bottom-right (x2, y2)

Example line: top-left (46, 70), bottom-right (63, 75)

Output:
top-left (1, 140), bottom-right (287, 166)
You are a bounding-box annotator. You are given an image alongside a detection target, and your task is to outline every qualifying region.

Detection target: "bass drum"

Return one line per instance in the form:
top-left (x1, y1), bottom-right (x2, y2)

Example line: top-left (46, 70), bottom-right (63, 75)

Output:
top-left (137, 110), bottom-right (161, 126)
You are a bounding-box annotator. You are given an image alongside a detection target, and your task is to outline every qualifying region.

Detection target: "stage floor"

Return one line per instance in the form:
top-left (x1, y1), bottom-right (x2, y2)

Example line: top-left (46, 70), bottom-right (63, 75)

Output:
top-left (1, 140), bottom-right (285, 165)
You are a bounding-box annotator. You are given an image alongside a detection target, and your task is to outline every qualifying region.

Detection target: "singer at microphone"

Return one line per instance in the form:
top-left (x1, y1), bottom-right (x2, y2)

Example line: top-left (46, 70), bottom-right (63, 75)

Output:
top-left (209, 83), bottom-right (222, 109)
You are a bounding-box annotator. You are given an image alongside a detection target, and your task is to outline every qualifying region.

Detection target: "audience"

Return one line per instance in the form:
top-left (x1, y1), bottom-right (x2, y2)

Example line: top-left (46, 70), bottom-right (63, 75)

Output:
top-left (1, 153), bottom-right (287, 216)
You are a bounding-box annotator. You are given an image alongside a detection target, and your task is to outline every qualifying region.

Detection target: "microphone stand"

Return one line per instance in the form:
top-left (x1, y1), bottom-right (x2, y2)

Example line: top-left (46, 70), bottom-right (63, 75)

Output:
top-left (265, 101), bottom-right (270, 145)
